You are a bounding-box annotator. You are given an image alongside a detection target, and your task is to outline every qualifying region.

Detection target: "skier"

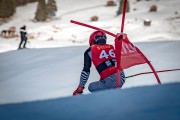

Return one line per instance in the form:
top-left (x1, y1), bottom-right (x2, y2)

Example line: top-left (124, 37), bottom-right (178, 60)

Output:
top-left (73, 30), bottom-right (126, 95)
top-left (18, 25), bottom-right (28, 50)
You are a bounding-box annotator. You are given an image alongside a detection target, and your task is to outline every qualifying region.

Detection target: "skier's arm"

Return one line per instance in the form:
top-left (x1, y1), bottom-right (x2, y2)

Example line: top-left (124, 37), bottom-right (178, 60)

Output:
top-left (79, 48), bottom-right (91, 87)
top-left (73, 48), bottom-right (91, 95)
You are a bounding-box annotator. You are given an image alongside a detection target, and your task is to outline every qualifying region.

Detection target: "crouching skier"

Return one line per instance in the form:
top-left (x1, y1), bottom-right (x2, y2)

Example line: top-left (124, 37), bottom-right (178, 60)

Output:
top-left (73, 30), bottom-right (126, 95)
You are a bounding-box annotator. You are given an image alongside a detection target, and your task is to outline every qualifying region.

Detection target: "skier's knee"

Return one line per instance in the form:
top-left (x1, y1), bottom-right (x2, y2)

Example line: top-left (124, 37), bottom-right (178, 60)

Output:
top-left (88, 83), bottom-right (95, 92)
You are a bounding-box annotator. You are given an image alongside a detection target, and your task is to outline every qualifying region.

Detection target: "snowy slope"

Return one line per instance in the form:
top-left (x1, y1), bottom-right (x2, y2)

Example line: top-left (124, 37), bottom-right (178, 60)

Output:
top-left (0, 0), bottom-right (180, 53)
top-left (0, 41), bottom-right (180, 104)
top-left (0, 83), bottom-right (180, 120)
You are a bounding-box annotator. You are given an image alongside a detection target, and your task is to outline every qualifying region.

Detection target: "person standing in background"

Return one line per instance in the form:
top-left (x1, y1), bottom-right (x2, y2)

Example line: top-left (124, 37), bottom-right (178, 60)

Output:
top-left (18, 25), bottom-right (28, 50)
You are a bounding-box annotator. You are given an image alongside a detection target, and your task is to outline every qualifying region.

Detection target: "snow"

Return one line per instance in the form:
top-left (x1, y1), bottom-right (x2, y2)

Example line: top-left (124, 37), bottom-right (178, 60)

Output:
top-left (0, 41), bottom-right (180, 105)
top-left (0, 83), bottom-right (180, 120)
top-left (0, 0), bottom-right (180, 53)
top-left (0, 0), bottom-right (180, 119)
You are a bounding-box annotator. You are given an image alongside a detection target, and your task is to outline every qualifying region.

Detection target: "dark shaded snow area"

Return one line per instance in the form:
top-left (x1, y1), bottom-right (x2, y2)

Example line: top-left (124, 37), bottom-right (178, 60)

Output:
top-left (0, 83), bottom-right (180, 120)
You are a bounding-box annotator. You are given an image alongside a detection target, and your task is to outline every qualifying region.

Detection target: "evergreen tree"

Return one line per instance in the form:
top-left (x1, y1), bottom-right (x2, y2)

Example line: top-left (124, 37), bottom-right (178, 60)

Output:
top-left (29, 0), bottom-right (38, 3)
top-left (8, 0), bottom-right (16, 17)
top-left (15, 0), bottom-right (28, 6)
top-left (15, 0), bottom-right (37, 6)
top-left (117, 0), bottom-right (130, 16)
top-left (46, 0), bottom-right (57, 17)
top-left (0, 0), bottom-right (16, 18)
top-left (34, 0), bottom-right (47, 21)
top-left (0, 0), bottom-right (6, 18)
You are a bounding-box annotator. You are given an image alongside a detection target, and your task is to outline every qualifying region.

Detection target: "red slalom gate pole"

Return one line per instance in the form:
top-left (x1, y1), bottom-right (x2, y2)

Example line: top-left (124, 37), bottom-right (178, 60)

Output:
top-left (70, 20), bottom-right (116, 37)
top-left (116, 0), bottom-right (127, 88)
top-left (147, 62), bottom-right (161, 84)
top-left (135, 47), bottom-right (161, 84)
top-left (115, 34), bottom-right (123, 88)
top-left (121, 0), bottom-right (127, 33)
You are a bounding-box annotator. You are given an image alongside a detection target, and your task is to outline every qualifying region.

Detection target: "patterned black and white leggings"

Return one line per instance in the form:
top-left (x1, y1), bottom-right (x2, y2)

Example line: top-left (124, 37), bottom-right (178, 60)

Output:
top-left (88, 71), bottom-right (126, 92)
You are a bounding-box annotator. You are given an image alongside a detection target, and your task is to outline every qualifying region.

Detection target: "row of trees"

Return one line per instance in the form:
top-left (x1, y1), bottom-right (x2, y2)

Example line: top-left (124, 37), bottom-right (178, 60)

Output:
top-left (0, 0), bottom-right (57, 22)
top-left (0, 0), bottom-right (16, 18)
top-left (1, 0), bottom-right (128, 21)
top-left (15, 0), bottom-right (37, 6)
top-left (0, 0), bottom-right (38, 18)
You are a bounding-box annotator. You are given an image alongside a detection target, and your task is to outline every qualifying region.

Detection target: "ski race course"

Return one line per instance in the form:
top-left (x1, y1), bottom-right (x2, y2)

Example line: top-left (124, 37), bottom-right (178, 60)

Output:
top-left (0, 0), bottom-right (180, 119)
top-left (0, 41), bottom-right (180, 120)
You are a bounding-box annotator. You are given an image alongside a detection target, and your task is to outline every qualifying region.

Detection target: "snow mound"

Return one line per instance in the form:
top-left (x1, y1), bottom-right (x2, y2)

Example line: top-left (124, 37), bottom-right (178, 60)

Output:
top-left (0, 83), bottom-right (180, 120)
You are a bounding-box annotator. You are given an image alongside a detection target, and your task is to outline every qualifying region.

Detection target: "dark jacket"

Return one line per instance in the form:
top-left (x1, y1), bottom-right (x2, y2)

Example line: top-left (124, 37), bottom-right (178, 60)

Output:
top-left (20, 26), bottom-right (27, 41)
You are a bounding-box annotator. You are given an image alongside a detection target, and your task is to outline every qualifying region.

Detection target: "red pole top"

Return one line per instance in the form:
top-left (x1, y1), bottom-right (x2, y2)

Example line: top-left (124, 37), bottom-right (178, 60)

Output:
top-left (121, 0), bottom-right (127, 33)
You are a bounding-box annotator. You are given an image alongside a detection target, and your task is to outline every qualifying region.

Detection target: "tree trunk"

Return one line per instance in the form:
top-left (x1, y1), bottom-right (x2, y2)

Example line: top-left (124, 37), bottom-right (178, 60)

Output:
top-left (34, 0), bottom-right (47, 21)
top-left (0, 0), bottom-right (16, 18)
top-left (117, 0), bottom-right (130, 16)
